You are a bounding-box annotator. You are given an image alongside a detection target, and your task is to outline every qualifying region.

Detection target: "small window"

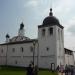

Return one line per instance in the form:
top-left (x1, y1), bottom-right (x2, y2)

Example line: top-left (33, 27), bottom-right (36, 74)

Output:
top-left (70, 52), bottom-right (73, 55)
top-left (1, 49), bottom-right (3, 53)
top-left (20, 47), bottom-right (24, 52)
top-left (49, 27), bottom-right (53, 35)
top-left (12, 48), bottom-right (15, 52)
top-left (46, 47), bottom-right (49, 51)
top-left (30, 46), bottom-right (33, 52)
top-left (42, 29), bottom-right (45, 36)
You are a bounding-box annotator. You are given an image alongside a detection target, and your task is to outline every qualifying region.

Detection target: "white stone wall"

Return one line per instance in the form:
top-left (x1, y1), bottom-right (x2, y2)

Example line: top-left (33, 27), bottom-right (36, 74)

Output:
top-left (0, 42), bottom-right (38, 67)
top-left (65, 54), bottom-right (74, 66)
top-left (56, 26), bottom-right (65, 66)
top-left (0, 45), bottom-right (7, 65)
top-left (38, 25), bottom-right (57, 69)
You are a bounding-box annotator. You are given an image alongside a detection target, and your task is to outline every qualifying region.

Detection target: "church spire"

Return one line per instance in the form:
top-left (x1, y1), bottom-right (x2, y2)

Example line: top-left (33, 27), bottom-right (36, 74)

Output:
top-left (18, 22), bottom-right (25, 36)
top-left (49, 0), bottom-right (53, 16)
top-left (6, 33), bottom-right (10, 43)
top-left (49, 8), bottom-right (53, 16)
top-left (20, 22), bottom-right (24, 30)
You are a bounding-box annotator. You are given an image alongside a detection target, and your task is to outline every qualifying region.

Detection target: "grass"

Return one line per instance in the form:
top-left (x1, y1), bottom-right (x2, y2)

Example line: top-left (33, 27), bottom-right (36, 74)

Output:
top-left (0, 66), bottom-right (58, 75)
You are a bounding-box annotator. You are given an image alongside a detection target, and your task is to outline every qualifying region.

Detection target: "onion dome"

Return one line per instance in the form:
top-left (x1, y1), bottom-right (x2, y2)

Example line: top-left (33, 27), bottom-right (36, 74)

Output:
top-left (43, 8), bottom-right (60, 25)
top-left (20, 22), bottom-right (24, 30)
top-left (6, 34), bottom-right (10, 38)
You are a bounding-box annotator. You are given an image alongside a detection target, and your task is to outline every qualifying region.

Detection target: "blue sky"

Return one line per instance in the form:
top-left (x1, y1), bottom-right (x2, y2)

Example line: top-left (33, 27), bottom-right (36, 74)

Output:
top-left (0, 0), bottom-right (75, 50)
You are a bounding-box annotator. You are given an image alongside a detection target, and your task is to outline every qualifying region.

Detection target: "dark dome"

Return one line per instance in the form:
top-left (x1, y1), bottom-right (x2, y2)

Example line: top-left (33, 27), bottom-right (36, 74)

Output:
top-left (42, 8), bottom-right (60, 25)
top-left (43, 16), bottom-right (60, 25)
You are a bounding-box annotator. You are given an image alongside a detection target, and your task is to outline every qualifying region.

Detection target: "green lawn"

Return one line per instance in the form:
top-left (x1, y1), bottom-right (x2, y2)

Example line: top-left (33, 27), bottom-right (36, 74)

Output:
top-left (0, 66), bottom-right (58, 75)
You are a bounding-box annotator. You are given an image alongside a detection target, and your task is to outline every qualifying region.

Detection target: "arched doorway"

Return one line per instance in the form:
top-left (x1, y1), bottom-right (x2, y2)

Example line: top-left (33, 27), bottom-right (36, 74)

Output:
top-left (51, 63), bottom-right (55, 71)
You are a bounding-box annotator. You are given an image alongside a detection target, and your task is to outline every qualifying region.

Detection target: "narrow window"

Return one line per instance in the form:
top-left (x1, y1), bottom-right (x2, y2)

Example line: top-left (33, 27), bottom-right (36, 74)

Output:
top-left (30, 46), bottom-right (33, 52)
top-left (70, 52), bottom-right (72, 55)
top-left (42, 29), bottom-right (45, 36)
top-left (21, 47), bottom-right (24, 52)
top-left (1, 49), bottom-right (3, 53)
top-left (49, 27), bottom-right (53, 35)
top-left (12, 48), bottom-right (15, 52)
top-left (46, 47), bottom-right (49, 51)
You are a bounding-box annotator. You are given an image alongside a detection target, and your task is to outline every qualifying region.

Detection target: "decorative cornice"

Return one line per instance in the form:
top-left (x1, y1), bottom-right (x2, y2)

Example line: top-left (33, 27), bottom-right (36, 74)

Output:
top-left (38, 24), bottom-right (64, 29)
top-left (0, 39), bottom-right (38, 45)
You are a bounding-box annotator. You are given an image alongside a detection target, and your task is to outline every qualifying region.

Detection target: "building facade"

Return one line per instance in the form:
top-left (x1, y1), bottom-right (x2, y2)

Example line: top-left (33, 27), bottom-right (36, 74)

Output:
top-left (0, 8), bottom-right (74, 69)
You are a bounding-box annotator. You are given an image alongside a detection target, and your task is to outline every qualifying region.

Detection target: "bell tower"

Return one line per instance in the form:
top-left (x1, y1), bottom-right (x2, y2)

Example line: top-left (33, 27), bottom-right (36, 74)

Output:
top-left (38, 8), bottom-right (65, 69)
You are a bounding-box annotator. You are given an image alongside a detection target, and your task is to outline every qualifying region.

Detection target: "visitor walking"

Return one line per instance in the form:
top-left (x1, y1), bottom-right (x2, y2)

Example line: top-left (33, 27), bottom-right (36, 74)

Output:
top-left (26, 64), bottom-right (34, 75)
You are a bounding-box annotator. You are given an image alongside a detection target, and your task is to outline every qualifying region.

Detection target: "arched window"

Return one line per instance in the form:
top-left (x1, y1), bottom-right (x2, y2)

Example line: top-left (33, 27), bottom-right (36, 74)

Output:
top-left (42, 29), bottom-right (45, 36)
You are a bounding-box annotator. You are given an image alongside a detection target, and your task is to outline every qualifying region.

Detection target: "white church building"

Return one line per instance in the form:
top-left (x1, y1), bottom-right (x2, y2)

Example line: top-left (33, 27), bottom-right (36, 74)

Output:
top-left (0, 8), bottom-right (74, 69)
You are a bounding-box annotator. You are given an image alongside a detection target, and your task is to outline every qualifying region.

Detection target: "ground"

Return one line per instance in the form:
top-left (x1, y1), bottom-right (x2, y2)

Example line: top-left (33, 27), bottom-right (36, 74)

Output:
top-left (0, 66), bottom-right (58, 75)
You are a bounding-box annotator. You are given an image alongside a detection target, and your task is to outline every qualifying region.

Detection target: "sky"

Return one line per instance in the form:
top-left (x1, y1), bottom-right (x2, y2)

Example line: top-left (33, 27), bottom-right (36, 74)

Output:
top-left (0, 0), bottom-right (75, 50)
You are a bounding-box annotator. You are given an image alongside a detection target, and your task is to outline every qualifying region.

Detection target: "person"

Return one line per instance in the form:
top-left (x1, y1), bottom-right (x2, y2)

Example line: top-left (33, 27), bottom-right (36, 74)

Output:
top-left (73, 67), bottom-right (75, 75)
top-left (56, 65), bottom-right (59, 72)
top-left (26, 64), bottom-right (34, 75)
top-left (65, 65), bottom-right (68, 75)
top-left (71, 68), bottom-right (73, 75)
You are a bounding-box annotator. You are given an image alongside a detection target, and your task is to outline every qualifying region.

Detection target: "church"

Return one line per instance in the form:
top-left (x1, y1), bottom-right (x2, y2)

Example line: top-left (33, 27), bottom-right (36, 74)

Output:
top-left (0, 8), bottom-right (74, 69)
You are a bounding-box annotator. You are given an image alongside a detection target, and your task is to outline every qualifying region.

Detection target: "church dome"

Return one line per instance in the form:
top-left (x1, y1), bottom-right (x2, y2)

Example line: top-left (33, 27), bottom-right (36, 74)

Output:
top-left (10, 36), bottom-right (30, 42)
top-left (43, 8), bottom-right (60, 25)
top-left (8, 22), bottom-right (30, 43)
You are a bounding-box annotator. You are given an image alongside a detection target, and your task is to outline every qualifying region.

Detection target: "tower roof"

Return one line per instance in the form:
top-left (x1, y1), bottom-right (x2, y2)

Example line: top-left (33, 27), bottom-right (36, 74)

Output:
top-left (43, 8), bottom-right (60, 25)
top-left (20, 22), bottom-right (24, 30)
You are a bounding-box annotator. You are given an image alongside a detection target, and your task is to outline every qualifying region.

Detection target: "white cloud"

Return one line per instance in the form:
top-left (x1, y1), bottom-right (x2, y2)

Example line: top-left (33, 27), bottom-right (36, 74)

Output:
top-left (64, 16), bottom-right (75, 50)
top-left (52, 0), bottom-right (75, 50)
top-left (24, 0), bottom-right (39, 7)
top-left (23, 0), bottom-right (75, 50)
top-left (64, 35), bottom-right (75, 50)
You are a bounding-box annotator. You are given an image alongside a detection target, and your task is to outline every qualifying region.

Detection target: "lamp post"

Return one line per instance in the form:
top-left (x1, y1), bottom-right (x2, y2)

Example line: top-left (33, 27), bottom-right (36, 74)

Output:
top-left (33, 40), bottom-right (36, 66)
